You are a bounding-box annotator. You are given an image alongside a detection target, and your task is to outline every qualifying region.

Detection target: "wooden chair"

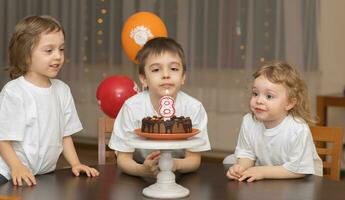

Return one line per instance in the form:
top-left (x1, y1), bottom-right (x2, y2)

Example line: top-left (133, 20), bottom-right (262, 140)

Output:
top-left (310, 126), bottom-right (344, 181)
top-left (0, 195), bottom-right (21, 200)
top-left (98, 117), bottom-right (116, 165)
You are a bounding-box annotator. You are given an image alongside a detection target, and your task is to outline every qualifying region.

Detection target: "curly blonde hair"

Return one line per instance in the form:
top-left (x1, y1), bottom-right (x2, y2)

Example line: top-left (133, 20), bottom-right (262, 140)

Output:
top-left (252, 61), bottom-right (316, 125)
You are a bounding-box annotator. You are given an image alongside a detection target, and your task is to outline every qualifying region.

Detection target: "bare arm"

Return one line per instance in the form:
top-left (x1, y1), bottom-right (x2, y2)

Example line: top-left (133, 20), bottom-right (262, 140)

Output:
top-left (263, 166), bottom-right (306, 179)
top-left (239, 165), bottom-right (305, 182)
top-left (62, 136), bottom-right (99, 177)
top-left (0, 141), bottom-right (36, 186)
top-left (237, 157), bottom-right (255, 170)
top-left (174, 151), bottom-right (201, 173)
top-left (62, 136), bottom-right (81, 167)
top-left (117, 151), bottom-right (159, 177)
top-left (0, 141), bottom-right (25, 170)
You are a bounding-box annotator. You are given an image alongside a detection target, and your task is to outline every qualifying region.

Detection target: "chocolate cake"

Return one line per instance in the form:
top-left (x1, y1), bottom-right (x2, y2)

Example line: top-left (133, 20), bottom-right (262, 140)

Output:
top-left (141, 116), bottom-right (192, 133)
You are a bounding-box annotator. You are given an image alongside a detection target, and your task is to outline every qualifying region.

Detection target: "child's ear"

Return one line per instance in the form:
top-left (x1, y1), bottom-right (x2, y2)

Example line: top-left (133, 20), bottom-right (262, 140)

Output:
top-left (285, 98), bottom-right (297, 111)
top-left (139, 74), bottom-right (148, 88)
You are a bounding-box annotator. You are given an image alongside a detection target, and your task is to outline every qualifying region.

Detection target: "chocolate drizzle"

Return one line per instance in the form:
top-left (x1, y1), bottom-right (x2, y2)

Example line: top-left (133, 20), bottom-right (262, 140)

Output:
top-left (141, 116), bottom-right (192, 133)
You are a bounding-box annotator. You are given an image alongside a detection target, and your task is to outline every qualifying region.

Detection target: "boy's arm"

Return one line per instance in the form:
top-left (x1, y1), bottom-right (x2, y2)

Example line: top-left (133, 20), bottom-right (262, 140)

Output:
top-left (62, 136), bottom-right (99, 177)
top-left (0, 141), bottom-right (36, 186)
top-left (174, 151), bottom-right (201, 173)
top-left (239, 165), bottom-right (305, 182)
top-left (117, 151), bottom-right (159, 177)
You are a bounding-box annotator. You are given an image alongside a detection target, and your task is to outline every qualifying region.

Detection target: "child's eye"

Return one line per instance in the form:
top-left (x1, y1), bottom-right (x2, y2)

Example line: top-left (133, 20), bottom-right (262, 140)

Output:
top-left (170, 63), bottom-right (181, 71)
top-left (45, 49), bottom-right (53, 53)
top-left (59, 48), bottom-right (65, 52)
top-left (252, 92), bottom-right (258, 97)
top-left (151, 68), bottom-right (159, 72)
top-left (266, 94), bottom-right (274, 99)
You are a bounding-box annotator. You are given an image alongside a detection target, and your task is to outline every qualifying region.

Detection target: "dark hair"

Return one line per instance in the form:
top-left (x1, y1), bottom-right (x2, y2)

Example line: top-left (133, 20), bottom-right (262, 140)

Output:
top-left (135, 37), bottom-right (186, 75)
top-left (7, 15), bottom-right (65, 79)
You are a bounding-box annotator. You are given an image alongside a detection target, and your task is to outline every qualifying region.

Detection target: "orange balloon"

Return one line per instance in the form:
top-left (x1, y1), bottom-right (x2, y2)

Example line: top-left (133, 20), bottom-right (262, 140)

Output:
top-left (121, 12), bottom-right (168, 63)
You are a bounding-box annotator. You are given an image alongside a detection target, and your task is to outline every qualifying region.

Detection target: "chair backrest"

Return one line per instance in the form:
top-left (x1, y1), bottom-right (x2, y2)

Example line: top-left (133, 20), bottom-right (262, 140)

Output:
top-left (98, 117), bottom-right (116, 165)
top-left (310, 126), bottom-right (344, 181)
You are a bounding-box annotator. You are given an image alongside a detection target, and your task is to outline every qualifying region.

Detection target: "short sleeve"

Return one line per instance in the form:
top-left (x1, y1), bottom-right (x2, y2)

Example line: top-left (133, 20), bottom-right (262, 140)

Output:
top-left (63, 87), bottom-right (82, 136)
top-left (108, 103), bottom-right (137, 152)
top-left (234, 115), bottom-right (256, 160)
top-left (188, 104), bottom-right (211, 152)
top-left (0, 88), bottom-right (25, 141)
top-left (282, 127), bottom-right (316, 174)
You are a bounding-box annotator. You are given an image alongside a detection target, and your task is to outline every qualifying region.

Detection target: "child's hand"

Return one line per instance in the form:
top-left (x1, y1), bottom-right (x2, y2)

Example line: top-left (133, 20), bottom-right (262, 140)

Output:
top-left (11, 164), bottom-right (36, 186)
top-left (71, 164), bottom-right (100, 177)
top-left (143, 151), bottom-right (160, 177)
top-left (238, 166), bottom-right (264, 182)
top-left (226, 164), bottom-right (245, 180)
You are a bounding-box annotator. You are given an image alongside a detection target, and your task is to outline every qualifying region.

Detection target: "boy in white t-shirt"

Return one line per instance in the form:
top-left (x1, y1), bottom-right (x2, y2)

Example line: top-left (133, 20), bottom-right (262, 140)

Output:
top-left (108, 37), bottom-right (211, 177)
top-left (0, 15), bottom-right (99, 186)
top-left (226, 62), bottom-right (322, 182)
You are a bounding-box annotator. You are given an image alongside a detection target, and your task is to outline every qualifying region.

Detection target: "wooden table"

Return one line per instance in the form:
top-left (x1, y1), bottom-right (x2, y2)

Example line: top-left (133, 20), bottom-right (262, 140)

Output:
top-left (317, 93), bottom-right (345, 126)
top-left (1, 163), bottom-right (345, 200)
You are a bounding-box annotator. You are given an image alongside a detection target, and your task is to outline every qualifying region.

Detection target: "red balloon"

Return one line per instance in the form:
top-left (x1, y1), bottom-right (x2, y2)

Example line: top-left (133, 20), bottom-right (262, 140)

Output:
top-left (96, 76), bottom-right (139, 118)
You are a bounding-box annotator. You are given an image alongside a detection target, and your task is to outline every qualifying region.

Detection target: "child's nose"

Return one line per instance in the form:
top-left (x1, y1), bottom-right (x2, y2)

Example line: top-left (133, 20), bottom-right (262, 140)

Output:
top-left (256, 95), bottom-right (264, 104)
top-left (54, 50), bottom-right (63, 59)
top-left (162, 68), bottom-right (170, 79)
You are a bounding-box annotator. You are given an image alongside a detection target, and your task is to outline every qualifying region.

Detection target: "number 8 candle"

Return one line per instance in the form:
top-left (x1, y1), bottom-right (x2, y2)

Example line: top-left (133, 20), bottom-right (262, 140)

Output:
top-left (159, 89), bottom-right (175, 120)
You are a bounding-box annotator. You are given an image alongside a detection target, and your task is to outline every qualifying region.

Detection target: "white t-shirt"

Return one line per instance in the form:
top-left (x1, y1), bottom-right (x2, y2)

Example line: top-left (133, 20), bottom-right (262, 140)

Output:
top-left (0, 76), bottom-right (82, 179)
top-left (235, 113), bottom-right (323, 176)
top-left (108, 91), bottom-right (211, 162)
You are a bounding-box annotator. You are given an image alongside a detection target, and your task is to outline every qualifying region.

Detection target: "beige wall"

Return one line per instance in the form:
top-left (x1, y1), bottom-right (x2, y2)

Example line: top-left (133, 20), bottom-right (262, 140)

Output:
top-left (319, 0), bottom-right (345, 131)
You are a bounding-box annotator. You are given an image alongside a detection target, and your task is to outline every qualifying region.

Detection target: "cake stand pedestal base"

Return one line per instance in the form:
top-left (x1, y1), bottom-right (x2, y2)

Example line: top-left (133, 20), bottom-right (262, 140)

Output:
top-left (142, 151), bottom-right (189, 199)
top-left (127, 137), bottom-right (205, 199)
top-left (143, 182), bottom-right (189, 199)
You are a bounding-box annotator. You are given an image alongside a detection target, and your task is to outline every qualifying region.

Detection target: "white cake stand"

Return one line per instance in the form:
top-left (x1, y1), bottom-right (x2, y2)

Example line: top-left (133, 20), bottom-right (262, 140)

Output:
top-left (126, 136), bottom-right (205, 199)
